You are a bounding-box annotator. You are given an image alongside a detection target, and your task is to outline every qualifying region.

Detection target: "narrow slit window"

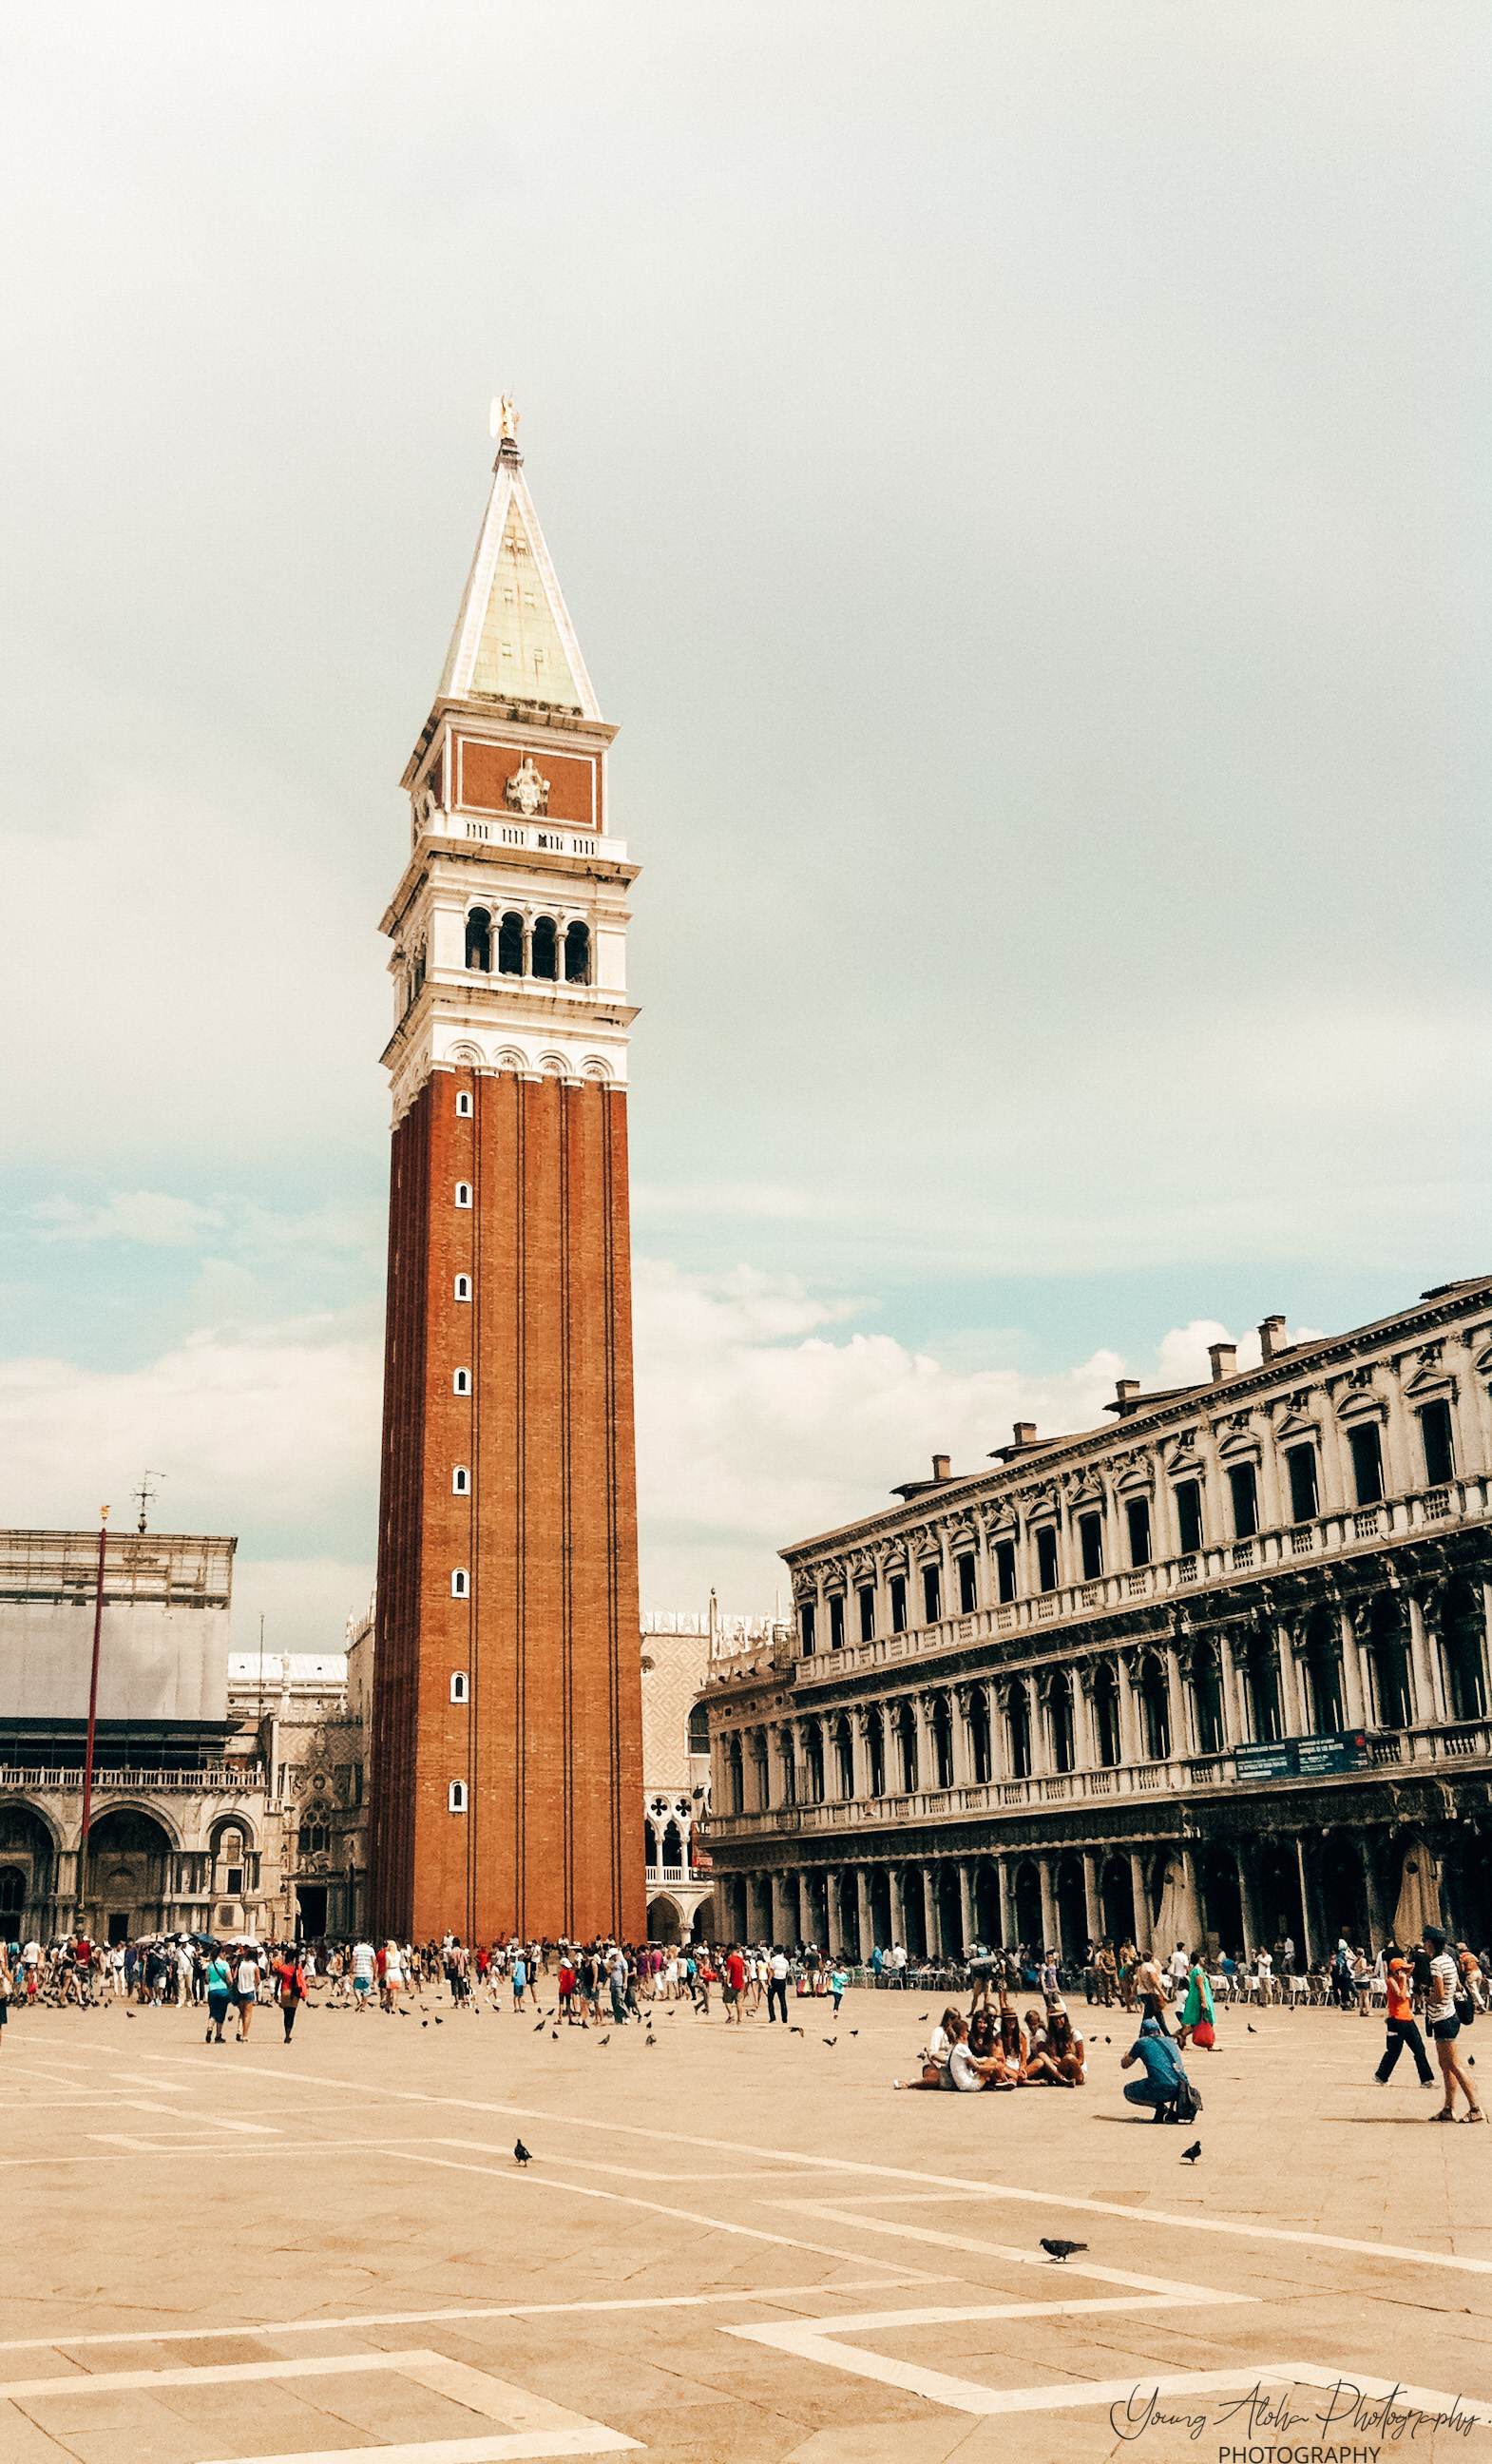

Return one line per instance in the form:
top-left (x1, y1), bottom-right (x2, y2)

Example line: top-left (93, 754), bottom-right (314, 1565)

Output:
top-left (455, 1182), bottom-right (472, 1208)
top-left (450, 1568), bottom-right (469, 1598)
top-left (452, 1368), bottom-right (470, 1396)
top-left (448, 1781), bottom-right (467, 1813)
top-left (450, 1671), bottom-right (469, 1704)
top-left (454, 1274), bottom-right (471, 1301)
top-left (452, 1465), bottom-right (469, 1494)
top-left (455, 1090), bottom-right (473, 1117)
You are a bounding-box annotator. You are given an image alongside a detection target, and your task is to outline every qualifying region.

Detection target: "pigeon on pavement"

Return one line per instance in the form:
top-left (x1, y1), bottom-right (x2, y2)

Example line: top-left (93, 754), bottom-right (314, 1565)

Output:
top-left (1040, 2239), bottom-right (1087, 2263)
top-left (1181, 2141), bottom-right (1201, 2165)
top-left (514, 2139), bottom-right (533, 2166)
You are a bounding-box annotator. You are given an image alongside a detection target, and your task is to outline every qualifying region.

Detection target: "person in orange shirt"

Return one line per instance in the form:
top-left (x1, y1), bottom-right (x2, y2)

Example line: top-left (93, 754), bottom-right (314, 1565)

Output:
top-left (1374, 1948), bottom-right (1435, 2088)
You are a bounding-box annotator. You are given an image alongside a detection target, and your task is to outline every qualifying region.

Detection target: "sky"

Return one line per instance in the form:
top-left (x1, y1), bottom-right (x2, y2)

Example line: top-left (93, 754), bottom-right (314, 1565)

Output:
top-left (1, 6), bottom-right (1487, 1650)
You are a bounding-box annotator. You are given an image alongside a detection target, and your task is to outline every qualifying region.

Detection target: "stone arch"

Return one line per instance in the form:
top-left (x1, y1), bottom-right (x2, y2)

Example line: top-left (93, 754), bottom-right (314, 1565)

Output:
top-left (1013, 1858), bottom-right (1042, 1949)
top-left (537, 1052), bottom-right (570, 1079)
top-left (86, 1806), bottom-right (174, 1937)
top-left (581, 1056), bottom-right (612, 1080)
top-left (647, 1894), bottom-right (684, 1946)
top-left (95, 1796), bottom-right (184, 1851)
top-left (493, 1048), bottom-right (527, 1075)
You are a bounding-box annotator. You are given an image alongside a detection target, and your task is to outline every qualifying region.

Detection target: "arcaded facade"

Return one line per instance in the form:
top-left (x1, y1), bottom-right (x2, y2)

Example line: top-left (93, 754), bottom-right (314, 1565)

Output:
top-left (702, 1280), bottom-right (1492, 1963)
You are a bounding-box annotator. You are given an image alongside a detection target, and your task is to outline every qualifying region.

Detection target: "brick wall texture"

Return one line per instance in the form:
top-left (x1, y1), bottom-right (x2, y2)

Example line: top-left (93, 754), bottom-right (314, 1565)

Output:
top-left (369, 1068), bottom-right (645, 1944)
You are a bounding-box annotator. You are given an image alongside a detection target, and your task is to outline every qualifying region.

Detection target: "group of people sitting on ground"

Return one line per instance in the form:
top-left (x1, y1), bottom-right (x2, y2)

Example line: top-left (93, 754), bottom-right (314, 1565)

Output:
top-left (893, 1987), bottom-right (1088, 2091)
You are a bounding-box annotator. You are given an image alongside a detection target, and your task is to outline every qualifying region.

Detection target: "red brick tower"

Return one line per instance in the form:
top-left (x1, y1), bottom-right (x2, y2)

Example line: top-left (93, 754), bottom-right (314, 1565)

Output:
top-left (369, 404), bottom-right (644, 1945)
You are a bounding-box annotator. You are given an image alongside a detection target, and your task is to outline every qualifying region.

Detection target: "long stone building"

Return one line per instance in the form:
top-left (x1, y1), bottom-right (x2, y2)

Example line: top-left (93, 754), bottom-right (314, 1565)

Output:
top-left (700, 1279), bottom-right (1492, 1965)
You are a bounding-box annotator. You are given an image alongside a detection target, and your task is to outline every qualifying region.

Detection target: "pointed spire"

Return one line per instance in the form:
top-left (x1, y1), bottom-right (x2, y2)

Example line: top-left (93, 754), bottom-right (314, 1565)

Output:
top-left (438, 402), bottom-right (602, 720)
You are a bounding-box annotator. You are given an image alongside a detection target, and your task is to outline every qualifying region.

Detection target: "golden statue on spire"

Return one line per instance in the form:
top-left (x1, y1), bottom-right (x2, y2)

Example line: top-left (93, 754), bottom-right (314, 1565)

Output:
top-left (490, 392), bottom-right (520, 447)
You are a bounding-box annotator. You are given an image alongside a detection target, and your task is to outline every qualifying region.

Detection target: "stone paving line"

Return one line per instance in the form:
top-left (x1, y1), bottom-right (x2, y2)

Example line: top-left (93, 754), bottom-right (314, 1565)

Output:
top-left (0, 1995), bottom-right (1485, 2461)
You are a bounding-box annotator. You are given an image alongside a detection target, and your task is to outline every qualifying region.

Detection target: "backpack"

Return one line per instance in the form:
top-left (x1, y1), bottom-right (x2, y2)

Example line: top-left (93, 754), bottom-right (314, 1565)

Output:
top-left (1172, 2075), bottom-right (1202, 2124)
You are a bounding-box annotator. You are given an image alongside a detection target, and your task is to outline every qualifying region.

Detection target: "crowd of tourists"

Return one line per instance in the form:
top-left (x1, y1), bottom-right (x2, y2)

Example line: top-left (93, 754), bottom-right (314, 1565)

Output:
top-left (0, 1916), bottom-right (1482, 2120)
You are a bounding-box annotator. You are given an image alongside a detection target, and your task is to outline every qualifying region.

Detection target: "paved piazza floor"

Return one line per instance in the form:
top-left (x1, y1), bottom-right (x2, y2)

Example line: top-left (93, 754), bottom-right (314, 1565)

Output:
top-left (0, 1988), bottom-right (1487, 2463)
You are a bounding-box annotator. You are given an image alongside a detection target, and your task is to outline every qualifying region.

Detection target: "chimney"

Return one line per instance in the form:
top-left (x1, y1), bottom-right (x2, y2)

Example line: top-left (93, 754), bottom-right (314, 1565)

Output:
top-left (1012, 1420), bottom-right (1037, 1447)
top-left (931, 1453), bottom-right (951, 1482)
top-left (1258, 1314), bottom-right (1287, 1363)
top-left (1114, 1377), bottom-right (1140, 1410)
top-left (1208, 1341), bottom-right (1237, 1384)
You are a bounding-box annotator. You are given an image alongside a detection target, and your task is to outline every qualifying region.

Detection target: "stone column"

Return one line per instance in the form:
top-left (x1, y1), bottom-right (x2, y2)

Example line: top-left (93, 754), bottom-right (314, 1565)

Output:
top-left (996, 1855), bottom-right (1017, 1949)
top-left (1219, 1645), bottom-right (1248, 1746)
top-left (1236, 1844), bottom-right (1261, 1954)
top-left (1038, 1856), bottom-right (1060, 1954)
top-left (1177, 1845), bottom-right (1204, 1946)
top-left (1082, 1850), bottom-right (1102, 1944)
top-left (1294, 1836), bottom-right (1315, 1964)
top-left (796, 1870), bottom-right (815, 1947)
top-left (770, 1871), bottom-right (794, 1945)
top-left (1357, 1836), bottom-right (1388, 1953)
top-left (950, 1694), bottom-right (974, 1787)
top-left (888, 1866), bottom-right (906, 1952)
top-left (1338, 1605), bottom-right (1368, 1728)
top-left (1028, 1683), bottom-right (1051, 1776)
top-left (1408, 1596), bottom-right (1445, 1724)
top-left (1074, 1677), bottom-right (1098, 1772)
top-left (850, 1715), bottom-right (870, 1802)
top-left (1165, 1652), bottom-right (1189, 1761)
top-left (957, 1861), bottom-right (976, 1954)
top-left (1128, 1849), bottom-right (1151, 1952)
top-left (922, 1867), bottom-right (941, 1957)
top-left (1274, 1624), bottom-right (1306, 1736)
top-left (1117, 1659), bottom-right (1141, 1765)
top-left (854, 1868), bottom-right (873, 1962)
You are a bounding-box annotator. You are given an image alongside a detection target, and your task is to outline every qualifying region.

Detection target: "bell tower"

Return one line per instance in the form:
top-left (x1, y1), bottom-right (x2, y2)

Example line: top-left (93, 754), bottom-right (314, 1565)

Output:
top-left (369, 405), bottom-right (644, 1946)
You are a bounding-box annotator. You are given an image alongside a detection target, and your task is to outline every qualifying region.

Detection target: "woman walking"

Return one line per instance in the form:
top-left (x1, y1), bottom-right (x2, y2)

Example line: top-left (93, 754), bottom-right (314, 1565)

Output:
top-left (204, 1946), bottom-right (234, 2044)
top-left (1175, 1954), bottom-right (1215, 2052)
top-left (1424, 1925), bottom-right (1483, 2123)
top-left (274, 1946), bottom-right (307, 2043)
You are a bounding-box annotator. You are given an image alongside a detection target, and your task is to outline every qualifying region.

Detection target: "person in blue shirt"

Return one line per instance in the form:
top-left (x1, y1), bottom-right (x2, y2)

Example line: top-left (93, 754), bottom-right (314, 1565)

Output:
top-left (1120, 2015), bottom-right (1191, 2120)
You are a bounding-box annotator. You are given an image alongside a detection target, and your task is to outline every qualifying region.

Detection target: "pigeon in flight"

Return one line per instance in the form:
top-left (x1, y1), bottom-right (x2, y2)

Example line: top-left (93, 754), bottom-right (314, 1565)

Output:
top-left (789, 2025), bottom-right (804, 2036)
top-left (822, 2037), bottom-right (837, 2047)
top-left (850, 2030), bottom-right (860, 2037)
top-left (1040, 2238), bottom-right (1087, 2263)
top-left (532, 2020), bottom-right (545, 2033)
top-left (513, 2139), bottom-right (533, 2166)
top-left (1181, 2141), bottom-right (1201, 2165)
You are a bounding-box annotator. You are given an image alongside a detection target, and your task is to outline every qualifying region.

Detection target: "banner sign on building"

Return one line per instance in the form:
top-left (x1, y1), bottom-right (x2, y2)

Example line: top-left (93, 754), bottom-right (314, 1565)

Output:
top-left (1234, 1733), bottom-right (1372, 1783)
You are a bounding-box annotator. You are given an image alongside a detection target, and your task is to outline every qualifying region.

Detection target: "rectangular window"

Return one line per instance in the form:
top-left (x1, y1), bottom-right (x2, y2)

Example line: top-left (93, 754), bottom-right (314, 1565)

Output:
top-left (828, 1593), bottom-right (845, 1650)
top-left (452, 1465), bottom-right (469, 1494)
top-left (799, 1600), bottom-right (816, 1655)
top-left (957, 1551), bottom-right (977, 1613)
top-left (1419, 1399), bottom-right (1455, 1487)
top-left (858, 1584), bottom-right (875, 1642)
top-left (889, 1573), bottom-right (907, 1633)
top-left (1286, 1443), bottom-right (1318, 1524)
top-left (1228, 1463), bottom-right (1259, 1541)
top-left (455, 1182), bottom-right (472, 1207)
top-left (1079, 1511), bottom-right (1103, 1580)
top-left (454, 1274), bottom-right (471, 1301)
top-left (995, 1539), bottom-right (1017, 1603)
top-left (1349, 1422), bottom-right (1384, 1506)
top-left (1126, 1495), bottom-right (1152, 1568)
top-left (453, 1368), bottom-right (470, 1395)
top-left (1176, 1479), bottom-right (1204, 1554)
top-left (922, 1563), bottom-right (941, 1624)
top-left (1036, 1526), bottom-right (1060, 1592)
top-left (456, 1091), bottom-right (473, 1117)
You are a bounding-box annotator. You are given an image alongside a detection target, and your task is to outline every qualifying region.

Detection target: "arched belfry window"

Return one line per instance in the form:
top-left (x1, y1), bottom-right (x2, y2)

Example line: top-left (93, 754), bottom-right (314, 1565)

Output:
top-left (498, 911), bottom-right (525, 974)
top-left (531, 916), bottom-right (558, 981)
top-left (465, 908), bottom-right (491, 972)
top-left (564, 921), bottom-right (591, 985)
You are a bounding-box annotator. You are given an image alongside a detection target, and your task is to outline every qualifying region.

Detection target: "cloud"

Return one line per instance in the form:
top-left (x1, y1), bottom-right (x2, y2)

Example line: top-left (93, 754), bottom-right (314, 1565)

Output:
top-left (633, 1261), bottom-right (1288, 1615)
top-left (29, 1191), bottom-right (225, 1246)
